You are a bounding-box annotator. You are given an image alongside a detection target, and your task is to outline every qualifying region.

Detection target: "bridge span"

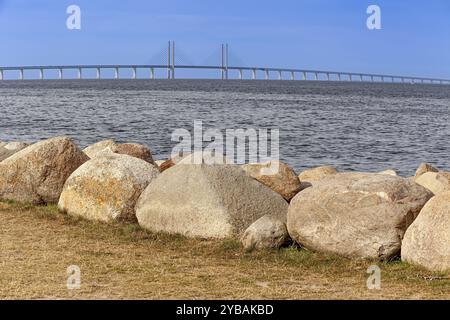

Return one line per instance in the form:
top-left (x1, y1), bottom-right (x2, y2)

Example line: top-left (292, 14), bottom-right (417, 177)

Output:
top-left (1, 64), bottom-right (448, 85)
top-left (1, 42), bottom-right (449, 85)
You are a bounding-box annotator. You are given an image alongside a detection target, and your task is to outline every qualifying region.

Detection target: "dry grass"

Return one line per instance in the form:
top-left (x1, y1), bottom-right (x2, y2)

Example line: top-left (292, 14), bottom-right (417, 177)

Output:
top-left (0, 201), bottom-right (448, 300)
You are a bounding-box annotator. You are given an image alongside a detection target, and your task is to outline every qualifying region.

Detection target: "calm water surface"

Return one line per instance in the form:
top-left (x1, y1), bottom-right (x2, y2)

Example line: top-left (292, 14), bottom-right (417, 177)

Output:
top-left (1, 79), bottom-right (450, 176)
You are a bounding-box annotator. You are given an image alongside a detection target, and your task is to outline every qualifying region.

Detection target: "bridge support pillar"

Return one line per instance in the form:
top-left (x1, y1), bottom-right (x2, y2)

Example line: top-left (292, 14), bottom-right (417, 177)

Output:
top-left (77, 68), bottom-right (82, 79)
top-left (326, 73), bottom-right (330, 81)
top-left (39, 69), bottom-right (44, 80)
top-left (302, 72), bottom-right (306, 80)
top-left (150, 68), bottom-right (154, 80)
top-left (252, 69), bottom-right (256, 80)
top-left (337, 73), bottom-right (341, 81)
top-left (0, 70), bottom-right (3, 80)
top-left (58, 69), bottom-right (63, 80)
top-left (96, 68), bottom-right (101, 80)
top-left (115, 68), bottom-right (119, 79)
top-left (359, 75), bottom-right (363, 82)
top-left (265, 70), bottom-right (269, 80)
top-left (371, 75), bottom-right (374, 82)
top-left (278, 71), bottom-right (282, 80)
top-left (349, 74), bottom-right (352, 81)
top-left (132, 67), bottom-right (137, 79)
top-left (291, 72), bottom-right (295, 80)
top-left (19, 69), bottom-right (24, 80)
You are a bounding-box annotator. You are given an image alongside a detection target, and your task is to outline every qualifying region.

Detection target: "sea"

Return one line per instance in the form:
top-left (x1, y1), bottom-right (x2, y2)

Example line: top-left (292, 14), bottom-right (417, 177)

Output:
top-left (1, 79), bottom-right (450, 176)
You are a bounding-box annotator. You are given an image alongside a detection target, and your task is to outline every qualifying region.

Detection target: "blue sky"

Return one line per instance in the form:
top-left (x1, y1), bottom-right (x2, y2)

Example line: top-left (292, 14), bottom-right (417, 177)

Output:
top-left (1, 0), bottom-right (449, 78)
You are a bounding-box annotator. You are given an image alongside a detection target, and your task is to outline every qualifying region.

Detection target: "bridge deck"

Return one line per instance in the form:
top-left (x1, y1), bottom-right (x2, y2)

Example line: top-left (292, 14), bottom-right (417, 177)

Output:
top-left (0, 64), bottom-right (448, 84)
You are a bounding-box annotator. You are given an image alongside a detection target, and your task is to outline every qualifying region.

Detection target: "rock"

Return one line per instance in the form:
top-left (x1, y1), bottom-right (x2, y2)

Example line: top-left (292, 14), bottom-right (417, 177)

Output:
top-left (402, 192), bottom-right (450, 272)
top-left (378, 169), bottom-right (397, 176)
top-left (3, 141), bottom-right (29, 149)
top-left (0, 136), bottom-right (88, 204)
top-left (0, 141), bottom-right (30, 162)
top-left (59, 153), bottom-right (159, 223)
top-left (83, 140), bottom-right (116, 158)
top-left (178, 152), bottom-right (233, 165)
top-left (159, 151), bottom-right (230, 172)
top-left (0, 141), bottom-right (6, 148)
top-left (242, 161), bottom-right (300, 201)
top-left (298, 166), bottom-right (337, 189)
top-left (155, 160), bottom-right (165, 167)
top-left (287, 173), bottom-right (433, 260)
top-left (241, 215), bottom-right (290, 252)
top-left (136, 164), bottom-right (288, 239)
top-left (415, 163), bottom-right (439, 178)
top-left (415, 172), bottom-right (450, 195)
top-left (114, 143), bottom-right (155, 165)
top-left (83, 140), bottom-right (155, 164)
top-left (158, 153), bottom-right (190, 172)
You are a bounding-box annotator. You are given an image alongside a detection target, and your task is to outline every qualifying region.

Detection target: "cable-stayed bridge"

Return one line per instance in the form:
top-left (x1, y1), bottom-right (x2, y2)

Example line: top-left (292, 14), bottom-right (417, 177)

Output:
top-left (1, 41), bottom-right (449, 85)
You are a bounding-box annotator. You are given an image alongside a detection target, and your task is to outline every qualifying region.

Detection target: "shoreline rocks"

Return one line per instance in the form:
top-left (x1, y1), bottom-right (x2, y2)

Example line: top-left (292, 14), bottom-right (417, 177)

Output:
top-left (298, 166), bottom-right (337, 189)
top-left (401, 191), bottom-right (450, 272)
top-left (414, 172), bottom-right (450, 195)
top-left (59, 153), bottom-right (159, 223)
top-left (0, 135), bottom-right (448, 272)
top-left (415, 163), bottom-right (439, 179)
top-left (378, 169), bottom-right (397, 176)
top-left (0, 141), bottom-right (30, 162)
top-left (242, 161), bottom-right (301, 201)
top-left (0, 137), bottom-right (88, 204)
top-left (241, 215), bottom-right (290, 252)
top-left (83, 140), bottom-right (156, 165)
top-left (287, 172), bottom-right (433, 260)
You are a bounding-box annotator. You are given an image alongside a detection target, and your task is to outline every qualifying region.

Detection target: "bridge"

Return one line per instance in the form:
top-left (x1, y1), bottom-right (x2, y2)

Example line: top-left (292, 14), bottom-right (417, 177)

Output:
top-left (1, 41), bottom-right (449, 85)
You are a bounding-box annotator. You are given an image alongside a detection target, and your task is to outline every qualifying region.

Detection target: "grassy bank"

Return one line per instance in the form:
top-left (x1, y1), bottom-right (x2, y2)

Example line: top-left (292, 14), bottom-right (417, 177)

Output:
top-left (0, 201), bottom-right (448, 300)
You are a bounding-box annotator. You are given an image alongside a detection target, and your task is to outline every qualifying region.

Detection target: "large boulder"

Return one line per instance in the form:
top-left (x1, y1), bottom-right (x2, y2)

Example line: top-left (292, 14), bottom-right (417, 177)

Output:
top-left (59, 153), bottom-right (159, 223)
top-left (298, 166), bottom-right (337, 189)
top-left (287, 173), bottom-right (433, 260)
top-left (83, 140), bottom-right (155, 165)
top-left (414, 172), bottom-right (450, 195)
top-left (241, 215), bottom-right (290, 252)
top-left (158, 154), bottom-right (188, 172)
top-left (402, 192), bottom-right (450, 272)
top-left (415, 163), bottom-right (438, 179)
top-left (113, 143), bottom-right (155, 165)
top-left (136, 164), bottom-right (288, 239)
top-left (0, 141), bottom-right (6, 148)
top-left (378, 169), bottom-right (397, 176)
top-left (242, 161), bottom-right (300, 201)
top-left (159, 152), bottom-right (232, 172)
top-left (83, 140), bottom-right (116, 158)
top-left (0, 141), bottom-right (30, 162)
top-left (0, 137), bottom-right (88, 204)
